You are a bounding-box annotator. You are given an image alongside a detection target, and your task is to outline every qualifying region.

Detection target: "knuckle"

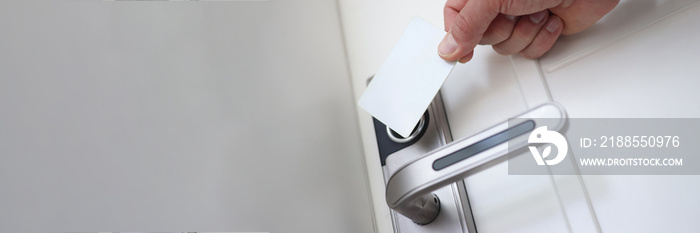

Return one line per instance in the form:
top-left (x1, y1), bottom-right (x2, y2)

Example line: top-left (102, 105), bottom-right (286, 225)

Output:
top-left (522, 50), bottom-right (543, 59)
top-left (532, 37), bottom-right (550, 49)
top-left (523, 37), bottom-right (556, 58)
top-left (481, 28), bottom-right (510, 45)
top-left (498, 0), bottom-right (512, 13)
top-left (492, 26), bottom-right (513, 43)
top-left (449, 12), bottom-right (475, 51)
top-left (452, 12), bottom-right (471, 36)
top-left (492, 43), bottom-right (514, 55)
top-left (510, 28), bottom-right (530, 44)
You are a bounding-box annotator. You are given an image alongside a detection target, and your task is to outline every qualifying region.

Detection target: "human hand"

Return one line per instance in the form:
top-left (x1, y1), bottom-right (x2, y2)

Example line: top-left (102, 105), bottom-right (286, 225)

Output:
top-left (439, 0), bottom-right (619, 62)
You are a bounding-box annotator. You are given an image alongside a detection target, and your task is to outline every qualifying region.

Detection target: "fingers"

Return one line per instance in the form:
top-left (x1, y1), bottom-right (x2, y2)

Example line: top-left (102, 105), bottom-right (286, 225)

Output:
top-left (479, 14), bottom-right (519, 45)
top-left (491, 11), bottom-right (563, 59)
top-left (521, 15), bottom-right (563, 58)
top-left (492, 10), bottom-right (549, 55)
top-left (439, 0), bottom-right (568, 62)
top-left (440, 0), bottom-right (615, 62)
top-left (444, 0), bottom-right (468, 31)
top-left (438, 0), bottom-right (498, 62)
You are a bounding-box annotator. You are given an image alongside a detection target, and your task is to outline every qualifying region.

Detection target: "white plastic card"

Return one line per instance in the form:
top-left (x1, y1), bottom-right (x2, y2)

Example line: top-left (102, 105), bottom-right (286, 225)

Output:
top-left (358, 17), bottom-right (457, 137)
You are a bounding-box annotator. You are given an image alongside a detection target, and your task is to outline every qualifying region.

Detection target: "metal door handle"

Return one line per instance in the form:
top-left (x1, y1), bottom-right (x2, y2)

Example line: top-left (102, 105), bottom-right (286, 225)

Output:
top-left (385, 102), bottom-right (567, 224)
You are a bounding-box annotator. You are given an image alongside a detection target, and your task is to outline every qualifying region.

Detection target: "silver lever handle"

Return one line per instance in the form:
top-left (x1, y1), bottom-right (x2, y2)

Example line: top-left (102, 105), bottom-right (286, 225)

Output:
top-left (385, 102), bottom-right (567, 224)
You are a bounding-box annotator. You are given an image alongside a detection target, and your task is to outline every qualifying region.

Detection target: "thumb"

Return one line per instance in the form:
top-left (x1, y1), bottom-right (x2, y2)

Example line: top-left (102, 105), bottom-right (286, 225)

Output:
top-left (438, 0), bottom-right (498, 62)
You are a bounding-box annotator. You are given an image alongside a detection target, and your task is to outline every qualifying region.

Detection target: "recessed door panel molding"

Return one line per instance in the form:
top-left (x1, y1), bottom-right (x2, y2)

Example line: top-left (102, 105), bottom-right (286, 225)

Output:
top-left (541, 2), bottom-right (700, 232)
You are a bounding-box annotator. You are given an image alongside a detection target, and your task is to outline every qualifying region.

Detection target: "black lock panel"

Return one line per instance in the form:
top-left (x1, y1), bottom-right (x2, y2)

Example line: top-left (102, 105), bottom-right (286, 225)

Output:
top-left (372, 111), bottom-right (429, 166)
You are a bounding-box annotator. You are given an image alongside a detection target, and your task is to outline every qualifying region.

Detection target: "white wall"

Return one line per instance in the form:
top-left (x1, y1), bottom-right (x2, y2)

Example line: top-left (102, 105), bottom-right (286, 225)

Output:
top-left (0, 1), bottom-right (373, 232)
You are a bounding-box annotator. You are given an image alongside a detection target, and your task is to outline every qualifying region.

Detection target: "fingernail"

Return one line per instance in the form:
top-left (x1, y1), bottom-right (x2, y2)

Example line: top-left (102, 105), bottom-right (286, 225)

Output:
top-left (529, 11), bottom-right (547, 24)
top-left (546, 18), bottom-right (560, 33)
top-left (504, 14), bottom-right (517, 21)
top-left (438, 33), bottom-right (458, 57)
